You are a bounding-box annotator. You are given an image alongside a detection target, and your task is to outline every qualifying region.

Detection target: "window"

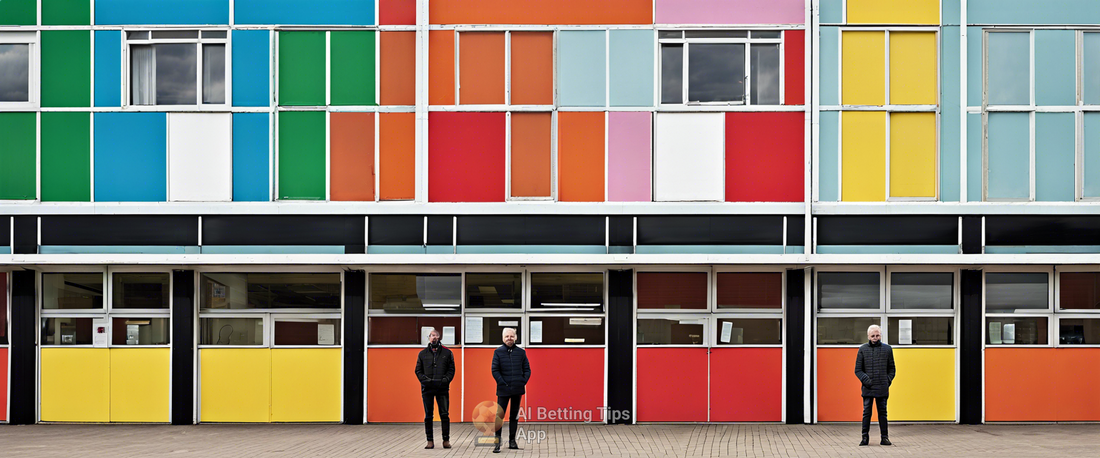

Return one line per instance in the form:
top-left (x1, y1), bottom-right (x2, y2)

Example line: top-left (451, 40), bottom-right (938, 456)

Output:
top-left (818, 269), bottom-right (956, 347)
top-left (529, 316), bottom-right (604, 345)
top-left (464, 315), bottom-right (521, 345)
top-left (43, 273), bottom-right (104, 310)
top-left (817, 317), bottom-right (878, 345)
top-left (530, 273), bottom-right (603, 311)
top-left (0, 32), bottom-right (36, 107)
top-left (889, 272), bottom-right (952, 309)
top-left (986, 270), bottom-right (1052, 346)
top-left (660, 30), bottom-right (782, 105)
top-left (370, 273), bottom-right (461, 312)
top-left (716, 272), bottom-right (783, 309)
top-left (201, 317), bottom-right (264, 345)
top-left (1055, 271), bottom-right (1100, 346)
top-left (1, 273), bottom-right (7, 345)
top-left (715, 318), bottom-right (781, 345)
top-left (637, 317), bottom-right (706, 345)
top-left (127, 30), bottom-right (227, 106)
top-left (199, 272), bottom-right (341, 348)
top-left (818, 272), bottom-right (880, 310)
top-left (41, 271), bottom-right (171, 347)
top-left (369, 315), bottom-right (460, 345)
top-left (637, 272), bottom-right (708, 310)
top-left (466, 273), bottom-right (522, 309)
top-left (201, 273), bottom-right (341, 309)
top-left (112, 273), bottom-right (170, 309)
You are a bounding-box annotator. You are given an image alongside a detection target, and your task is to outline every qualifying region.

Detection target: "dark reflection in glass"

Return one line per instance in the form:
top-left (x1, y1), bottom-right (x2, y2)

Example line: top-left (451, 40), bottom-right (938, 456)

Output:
top-left (985, 316), bottom-right (1047, 345)
top-left (41, 317), bottom-right (94, 345)
top-left (750, 31), bottom-right (782, 39)
top-left (715, 318), bottom-right (782, 345)
top-left (637, 318), bottom-right (705, 345)
top-left (887, 317), bottom-right (953, 345)
top-left (661, 44), bottom-right (683, 104)
top-left (986, 273), bottom-right (1048, 312)
top-left (112, 317), bottom-right (170, 345)
top-left (890, 272), bottom-right (953, 309)
top-left (202, 44), bottom-right (225, 104)
top-left (466, 273), bottom-right (522, 308)
top-left (530, 273), bottom-right (604, 311)
top-left (685, 31), bottom-right (747, 39)
top-left (817, 317), bottom-right (879, 344)
top-left (1059, 319), bottom-right (1100, 345)
top-left (43, 273), bottom-right (104, 309)
top-left (688, 43), bottom-right (744, 103)
top-left (155, 43), bottom-right (197, 105)
top-left (750, 44), bottom-right (781, 104)
top-left (113, 273), bottom-right (170, 309)
top-left (658, 31), bottom-right (682, 39)
top-left (818, 272), bottom-right (880, 309)
top-left (200, 273), bottom-right (341, 309)
top-left (1059, 272), bottom-right (1100, 310)
top-left (531, 317), bottom-right (605, 345)
top-left (0, 44), bottom-right (30, 102)
top-left (369, 273), bottom-right (462, 312)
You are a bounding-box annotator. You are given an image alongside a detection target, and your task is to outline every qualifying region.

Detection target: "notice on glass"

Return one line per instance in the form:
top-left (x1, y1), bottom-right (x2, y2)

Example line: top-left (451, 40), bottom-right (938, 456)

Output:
top-left (988, 322), bottom-right (1002, 344)
top-left (442, 326), bottom-right (456, 346)
top-left (899, 319), bottom-right (913, 345)
top-left (530, 320), bottom-right (543, 343)
top-left (466, 317), bottom-right (484, 344)
top-left (499, 320), bottom-right (519, 327)
top-left (1003, 323), bottom-right (1015, 344)
top-left (721, 322), bottom-right (733, 343)
top-left (318, 324), bottom-right (335, 345)
top-left (421, 326), bottom-right (434, 346)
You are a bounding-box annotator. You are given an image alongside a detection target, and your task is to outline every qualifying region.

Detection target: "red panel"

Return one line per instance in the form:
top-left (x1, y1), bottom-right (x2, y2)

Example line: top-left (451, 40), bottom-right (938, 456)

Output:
top-left (0, 348), bottom-right (7, 421)
top-left (783, 30), bottom-right (805, 106)
top-left (637, 348), bottom-right (708, 422)
top-left (709, 348), bottom-right (782, 421)
top-left (525, 348), bottom-right (604, 422)
top-left (725, 112), bottom-right (804, 203)
top-left (367, 348), bottom-right (464, 423)
top-left (428, 112), bottom-right (506, 202)
top-left (379, 0), bottom-right (416, 25)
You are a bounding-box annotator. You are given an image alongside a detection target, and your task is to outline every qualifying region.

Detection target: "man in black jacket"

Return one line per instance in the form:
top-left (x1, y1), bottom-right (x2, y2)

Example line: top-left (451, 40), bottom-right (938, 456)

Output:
top-left (491, 327), bottom-right (531, 453)
top-left (415, 328), bottom-right (455, 450)
top-left (854, 324), bottom-right (896, 446)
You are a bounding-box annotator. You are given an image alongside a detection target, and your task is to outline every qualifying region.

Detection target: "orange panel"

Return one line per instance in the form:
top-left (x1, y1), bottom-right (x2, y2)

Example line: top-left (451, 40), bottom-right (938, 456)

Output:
top-left (367, 347), bottom-right (463, 423)
top-left (637, 348), bottom-right (708, 422)
top-left (816, 348), bottom-right (869, 422)
top-left (525, 348), bottom-right (604, 422)
top-left (987, 348), bottom-right (1100, 421)
top-left (511, 32), bottom-right (554, 105)
top-left (558, 111), bottom-right (605, 202)
top-left (462, 347), bottom-right (522, 424)
top-left (510, 113), bottom-right (552, 198)
top-left (430, 0), bottom-right (652, 25)
top-left (1054, 349), bottom-right (1100, 421)
top-left (459, 32), bottom-right (505, 105)
top-left (429, 30), bottom-right (455, 105)
top-left (710, 348), bottom-right (783, 422)
top-left (379, 112), bottom-right (415, 200)
top-left (330, 112), bottom-right (375, 201)
top-left (380, 31), bottom-right (416, 106)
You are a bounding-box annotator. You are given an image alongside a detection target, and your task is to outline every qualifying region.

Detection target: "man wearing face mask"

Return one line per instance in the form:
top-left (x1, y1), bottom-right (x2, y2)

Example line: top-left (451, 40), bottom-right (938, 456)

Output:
top-left (854, 324), bottom-right (896, 446)
top-left (491, 327), bottom-right (530, 453)
top-left (415, 328), bottom-right (455, 450)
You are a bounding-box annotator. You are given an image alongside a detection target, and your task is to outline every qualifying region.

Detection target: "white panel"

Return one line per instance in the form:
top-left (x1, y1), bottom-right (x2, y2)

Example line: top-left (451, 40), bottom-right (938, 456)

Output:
top-left (168, 113), bottom-right (233, 202)
top-left (653, 113), bottom-right (725, 202)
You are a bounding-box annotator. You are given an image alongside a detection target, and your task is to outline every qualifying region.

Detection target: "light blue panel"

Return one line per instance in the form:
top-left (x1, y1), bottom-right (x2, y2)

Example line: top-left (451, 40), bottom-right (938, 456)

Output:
top-left (942, 0), bottom-right (961, 25)
top-left (820, 0), bottom-right (843, 23)
top-left (969, 0), bottom-right (1100, 25)
top-left (784, 246), bottom-right (805, 254)
top-left (1035, 31), bottom-right (1076, 106)
top-left (987, 32), bottom-right (1030, 105)
top-left (366, 246), bottom-right (426, 254)
top-left (558, 31), bottom-right (606, 107)
top-left (94, 112), bottom-right (166, 202)
top-left (426, 246), bottom-right (455, 254)
top-left (233, 30), bottom-right (270, 107)
top-left (818, 111), bottom-right (839, 201)
top-left (1035, 113), bottom-right (1076, 202)
top-left (609, 30), bottom-right (654, 107)
top-left (607, 246), bottom-right (634, 254)
top-left (235, 0), bottom-right (374, 26)
top-left (95, 0), bottom-right (229, 25)
top-left (986, 246), bottom-right (1100, 254)
top-left (201, 246), bottom-right (344, 254)
top-left (941, 27), bottom-right (961, 202)
top-left (94, 30), bottom-right (121, 107)
top-left (1086, 113), bottom-right (1100, 197)
top-left (820, 27), bottom-right (839, 106)
top-left (816, 245), bottom-right (960, 254)
top-left (233, 113), bottom-right (270, 202)
top-left (41, 246), bottom-right (200, 254)
top-left (966, 27), bottom-right (982, 108)
top-left (966, 113), bottom-right (982, 201)
top-left (456, 245), bottom-right (607, 254)
top-left (1086, 34), bottom-right (1100, 105)
top-left (636, 245), bottom-right (785, 254)
top-left (986, 112), bottom-right (1030, 200)
top-left (0, 247), bottom-right (10, 254)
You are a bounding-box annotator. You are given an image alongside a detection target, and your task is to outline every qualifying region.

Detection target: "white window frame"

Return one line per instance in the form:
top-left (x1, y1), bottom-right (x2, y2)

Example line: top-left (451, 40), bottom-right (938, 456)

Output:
top-left (983, 266), bottom-right (1055, 348)
top-left (0, 32), bottom-right (39, 110)
top-left (123, 29), bottom-right (230, 110)
top-left (883, 266), bottom-right (958, 349)
top-left (525, 267), bottom-right (607, 313)
top-left (526, 312), bottom-right (606, 349)
top-left (712, 266), bottom-right (786, 348)
top-left (634, 266), bottom-right (712, 314)
top-left (363, 267), bottom-right (464, 348)
top-left (1053, 267), bottom-right (1100, 347)
top-left (658, 29), bottom-right (786, 107)
top-left (464, 312), bottom-right (525, 347)
top-left (463, 268), bottom-right (526, 313)
top-left (38, 267), bottom-right (108, 348)
top-left (635, 313), bottom-right (709, 348)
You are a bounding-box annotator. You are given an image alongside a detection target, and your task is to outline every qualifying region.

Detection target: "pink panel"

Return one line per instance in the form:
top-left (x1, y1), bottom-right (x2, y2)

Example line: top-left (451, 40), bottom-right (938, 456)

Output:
top-left (607, 112), bottom-right (652, 202)
top-left (655, 0), bottom-right (805, 25)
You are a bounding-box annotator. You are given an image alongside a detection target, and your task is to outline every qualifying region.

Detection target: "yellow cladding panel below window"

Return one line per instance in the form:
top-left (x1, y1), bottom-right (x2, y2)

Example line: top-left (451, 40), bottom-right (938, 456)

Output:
top-left (41, 348), bottom-right (110, 422)
top-left (847, 0), bottom-right (940, 25)
top-left (842, 32), bottom-right (886, 106)
top-left (888, 348), bottom-right (955, 421)
top-left (890, 113), bottom-right (938, 198)
top-left (271, 348), bottom-right (343, 422)
top-left (890, 32), bottom-right (938, 105)
top-left (842, 111), bottom-right (887, 201)
top-left (111, 348), bottom-right (170, 422)
top-left (201, 348), bottom-right (272, 422)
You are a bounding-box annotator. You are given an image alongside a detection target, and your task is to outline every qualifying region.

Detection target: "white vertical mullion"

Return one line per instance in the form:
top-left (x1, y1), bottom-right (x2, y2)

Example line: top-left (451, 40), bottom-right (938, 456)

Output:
top-left (374, 111), bottom-right (380, 201)
top-left (1030, 111), bottom-right (1036, 201)
top-left (604, 111), bottom-right (609, 201)
top-left (885, 111), bottom-right (891, 200)
top-left (505, 112), bottom-right (512, 199)
top-left (416, 1), bottom-right (429, 202)
top-left (326, 111), bottom-right (332, 202)
top-left (505, 31), bottom-right (511, 106)
top-left (745, 43), bottom-right (752, 105)
top-left (960, 5), bottom-right (969, 202)
top-left (1030, 31), bottom-right (1037, 201)
top-left (454, 31), bottom-right (461, 105)
top-left (605, 29), bottom-right (610, 108)
top-left (551, 110), bottom-right (559, 200)
top-left (326, 31), bottom-right (332, 106)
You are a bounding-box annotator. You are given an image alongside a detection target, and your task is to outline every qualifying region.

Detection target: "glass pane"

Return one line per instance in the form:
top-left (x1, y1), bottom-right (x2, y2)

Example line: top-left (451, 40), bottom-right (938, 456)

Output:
top-left (369, 316), bottom-right (462, 345)
top-left (658, 31), bottom-right (682, 39)
top-left (466, 316), bottom-right (523, 345)
top-left (200, 273), bottom-right (341, 309)
top-left (685, 31), bottom-right (747, 39)
top-left (636, 272), bottom-right (708, 310)
top-left (637, 318), bottom-right (705, 345)
top-left (751, 31), bottom-right (782, 39)
top-left (817, 317), bottom-right (879, 345)
top-left (202, 31), bottom-right (228, 39)
top-left (151, 30), bottom-right (198, 39)
top-left (986, 273), bottom-right (1048, 312)
top-left (717, 272), bottom-right (782, 309)
top-left (0, 44), bottom-right (30, 102)
top-left (112, 317), bottom-right (170, 345)
top-left (202, 44), bottom-right (225, 104)
top-left (112, 273), bottom-right (170, 309)
top-left (131, 45), bottom-right (154, 104)
top-left (370, 274), bottom-right (462, 312)
top-left (530, 317), bottom-right (605, 345)
top-left (688, 43), bottom-right (745, 103)
top-left (987, 32), bottom-right (1030, 105)
top-left (275, 318), bottom-right (341, 346)
top-left (661, 44), bottom-right (683, 104)
top-left (466, 273), bottom-right (522, 309)
top-left (985, 316), bottom-right (1048, 345)
top-left (155, 43), bottom-right (197, 105)
top-left (750, 44), bottom-right (781, 104)
top-left (1059, 272), bottom-right (1100, 310)
top-left (42, 317), bottom-right (94, 345)
top-left (715, 318), bottom-right (781, 345)
top-left (127, 31), bottom-right (150, 40)
top-left (43, 273), bottom-right (104, 309)
top-left (1086, 33), bottom-right (1100, 105)
top-left (890, 273), bottom-right (953, 309)
top-left (1059, 319), bottom-right (1100, 345)
top-left (201, 317), bottom-right (264, 345)
top-left (530, 273), bottom-right (604, 311)
top-left (887, 317), bottom-right (953, 345)
top-left (818, 272), bottom-right (880, 310)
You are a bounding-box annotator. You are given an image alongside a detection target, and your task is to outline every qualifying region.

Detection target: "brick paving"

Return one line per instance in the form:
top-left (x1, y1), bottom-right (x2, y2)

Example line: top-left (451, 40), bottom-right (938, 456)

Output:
top-left (0, 423), bottom-right (1097, 457)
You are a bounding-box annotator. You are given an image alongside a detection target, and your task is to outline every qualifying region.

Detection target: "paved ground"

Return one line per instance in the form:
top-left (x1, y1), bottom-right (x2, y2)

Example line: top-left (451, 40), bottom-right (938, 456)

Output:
top-left (0, 423), bottom-right (1097, 457)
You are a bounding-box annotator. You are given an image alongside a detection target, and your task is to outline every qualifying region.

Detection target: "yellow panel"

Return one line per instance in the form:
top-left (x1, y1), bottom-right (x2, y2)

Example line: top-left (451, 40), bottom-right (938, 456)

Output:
top-left (200, 349), bottom-right (271, 422)
top-left (889, 348), bottom-right (955, 421)
top-left (110, 348), bottom-right (170, 422)
top-left (842, 111), bottom-right (887, 201)
top-left (41, 348), bottom-right (110, 422)
top-left (847, 0), bottom-right (940, 25)
top-left (842, 32), bottom-right (885, 106)
top-left (890, 32), bottom-right (938, 105)
top-left (890, 113), bottom-right (937, 198)
top-left (271, 348), bottom-right (342, 422)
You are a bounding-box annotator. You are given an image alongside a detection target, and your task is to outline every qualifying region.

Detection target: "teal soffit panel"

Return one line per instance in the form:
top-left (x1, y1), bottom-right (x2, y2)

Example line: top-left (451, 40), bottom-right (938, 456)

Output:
top-left (200, 245), bottom-right (345, 254)
top-left (456, 245), bottom-right (607, 254)
top-left (367, 245), bottom-right (427, 254)
top-left (985, 246), bottom-right (1100, 254)
top-left (635, 245), bottom-right (785, 254)
top-left (816, 245), bottom-right (960, 255)
top-left (39, 246), bottom-right (201, 254)
top-left (0, 247), bottom-right (10, 254)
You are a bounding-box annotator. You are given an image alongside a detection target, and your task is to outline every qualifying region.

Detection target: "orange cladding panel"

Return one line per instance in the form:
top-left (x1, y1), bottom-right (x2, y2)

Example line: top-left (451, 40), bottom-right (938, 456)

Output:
top-left (367, 348), bottom-right (463, 422)
top-left (330, 112), bottom-right (375, 201)
top-left (459, 32), bottom-right (506, 105)
top-left (430, 0), bottom-right (652, 25)
top-left (429, 30), bottom-right (455, 105)
top-left (987, 348), bottom-right (1100, 421)
top-left (380, 32), bottom-right (416, 106)
top-left (558, 112), bottom-right (605, 202)
top-left (379, 112), bottom-right (416, 200)
top-left (710, 348), bottom-right (783, 421)
top-left (817, 348), bottom-right (870, 421)
top-left (524, 348), bottom-right (604, 422)
top-left (1054, 349), bottom-right (1100, 421)
top-left (463, 347), bottom-right (522, 423)
top-left (637, 348), bottom-right (708, 421)
top-left (510, 112), bottom-right (552, 197)
top-left (510, 32), bottom-right (554, 105)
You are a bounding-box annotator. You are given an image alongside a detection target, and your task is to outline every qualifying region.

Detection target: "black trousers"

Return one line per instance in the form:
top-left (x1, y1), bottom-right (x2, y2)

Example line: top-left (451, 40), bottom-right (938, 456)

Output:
top-left (495, 394), bottom-right (524, 441)
top-left (861, 396), bottom-right (888, 438)
top-left (422, 392), bottom-right (450, 441)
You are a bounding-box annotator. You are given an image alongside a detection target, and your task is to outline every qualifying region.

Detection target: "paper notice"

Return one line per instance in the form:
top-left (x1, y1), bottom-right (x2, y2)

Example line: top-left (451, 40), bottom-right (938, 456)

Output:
top-left (442, 326), bottom-right (456, 346)
top-left (530, 320), bottom-right (543, 343)
top-left (989, 322), bottom-right (1002, 344)
top-left (498, 320), bottom-right (519, 327)
top-left (721, 321), bottom-right (733, 343)
top-left (1003, 323), bottom-right (1015, 344)
top-left (318, 324), bottom-right (335, 345)
top-left (899, 319), bottom-right (913, 345)
top-left (421, 326), bottom-right (434, 346)
top-left (466, 317), bottom-right (484, 344)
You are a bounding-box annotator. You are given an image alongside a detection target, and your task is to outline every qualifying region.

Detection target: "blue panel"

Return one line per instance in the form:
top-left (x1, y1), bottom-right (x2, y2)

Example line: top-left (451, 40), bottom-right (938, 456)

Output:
top-left (820, 0), bottom-right (843, 23)
top-left (1086, 113), bottom-right (1100, 198)
top-left (456, 245), bottom-right (607, 254)
top-left (426, 246), bottom-right (455, 254)
top-left (969, 0), bottom-right (1100, 25)
top-left (1035, 30), bottom-right (1075, 106)
top-left (987, 32), bottom-right (1030, 105)
top-left (1035, 113), bottom-right (1075, 202)
top-left (202, 246), bottom-right (344, 254)
top-left (816, 245), bottom-right (960, 254)
top-left (818, 111), bottom-right (839, 201)
top-left (784, 246), bottom-right (805, 254)
top-left (607, 246), bottom-right (633, 254)
top-left (40, 246), bottom-right (200, 254)
top-left (233, 30), bottom-right (270, 107)
top-left (636, 245), bottom-right (785, 254)
top-left (609, 30), bottom-right (654, 107)
top-left (986, 246), bottom-right (1100, 254)
top-left (819, 27), bottom-right (839, 106)
top-left (366, 246), bottom-right (427, 254)
top-left (94, 112), bottom-right (167, 202)
top-left (94, 30), bottom-right (121, 107)
top-left (0, 247), bottom-right (9, 254)
top-left (966, 113), bottom-right (982, 201)
top-left (235, 0), bottom-right (374, 25)
top-left (942, 0), bottom-right (961, 25)
top-left (987, 112), bottom-right (1030, 200)
top-left (558, 31), bottom-right (606, 107)
top-left (940, 27), bottom-right (961, 202)
top-left (966, 27), bottom-right (982, 108)
top-left (233, 113), bottom-right (270, 202)
top-left (95, 0), bottom-right (229, 25)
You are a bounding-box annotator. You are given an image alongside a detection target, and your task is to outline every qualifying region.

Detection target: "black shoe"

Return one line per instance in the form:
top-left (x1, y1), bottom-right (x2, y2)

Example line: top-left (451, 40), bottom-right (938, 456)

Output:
top-left (493, 442), bottom-right (501, 453)
top-left (880, 437), bottom-right (892, 446)
top-left (859, 436), bottom-right (869, 446)
top-left (509, 440), bottom-right (520, 450)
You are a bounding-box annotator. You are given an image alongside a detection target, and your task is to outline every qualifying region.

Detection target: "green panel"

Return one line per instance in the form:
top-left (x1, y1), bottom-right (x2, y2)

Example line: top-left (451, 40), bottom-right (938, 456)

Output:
top-left (43, 0), bottom-right (91, 25)
top-left (0, 0), bottom-right (36, 25)
top-left (330, 31), bottom-right (375, 106)
top-left (41, 112), bottom-right (90, 202)
top-left (42, 30), bottom-right (91, 108)
top-left (278, 31), bottom-right (326, 106)
top-left (278, 111), bottom-right (326, 200)
top-left (0, 112), bottom-right (37, 200)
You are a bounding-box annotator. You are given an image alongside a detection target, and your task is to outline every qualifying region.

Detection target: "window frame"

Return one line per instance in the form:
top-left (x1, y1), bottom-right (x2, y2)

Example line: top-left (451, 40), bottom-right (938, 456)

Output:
top-left (364, 267), bottom-right (463, 348)
top-left (526, 312), bottom-right (606, 348)
top-left (463, 312), bottom-right (524, 348)
top-left (983, 266), bottom-right (1055, 348)
top-left (883, 266), bottom-right (957, 348)
top-left (0, 31), bottom-right (39, 110)
top-left (1077, 30), bottom-right (1100, 200)
top-left (635, 313), bottom-right (709, 347)
top-left (123, 28), bottom-right (230, 110)
top-left (525, 267), bottom-right (607, 313)
top-left (1054, 267), bottom-right (1100, 347)
top-left (39, 266), bottom-right (174, 348)
top-left (634, 266), bottom-right (713, 314)
top-left (2, 270), bottom-right (10, 348)
top-left (658, 29), bottom-right (786, 107)
top-left (814, 266), bottom-right (886, 315)
top-left (712, 266), bottom-right (785, 348)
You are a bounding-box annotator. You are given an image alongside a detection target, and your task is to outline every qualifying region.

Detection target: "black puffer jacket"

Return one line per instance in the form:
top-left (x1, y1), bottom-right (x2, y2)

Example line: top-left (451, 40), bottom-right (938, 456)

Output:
top-left (415, 344), bottom-right (455, 394)
top-left (492, 344), bottom-right (531, 396)
top-left (854, 341), bottom-right (896, 398)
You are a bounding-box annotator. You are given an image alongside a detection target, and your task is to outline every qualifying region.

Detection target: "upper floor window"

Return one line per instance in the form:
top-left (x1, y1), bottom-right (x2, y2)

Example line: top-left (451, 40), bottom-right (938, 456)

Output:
top-left (127, 30), bottom-right (227, 106)
top-left (659, 30), bottom-right (782, 106)
top-left (0, 32), bottom-right (37, 108)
